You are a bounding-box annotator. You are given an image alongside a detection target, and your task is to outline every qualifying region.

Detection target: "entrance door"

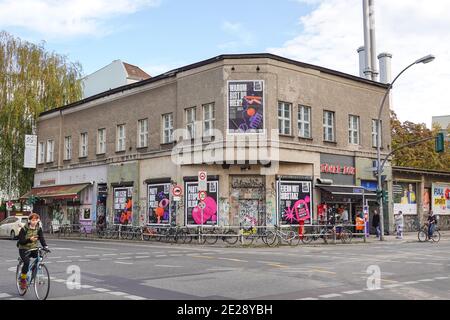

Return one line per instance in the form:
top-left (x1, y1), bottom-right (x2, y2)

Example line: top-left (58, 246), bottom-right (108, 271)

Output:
top-left (230, 176), bottom-right (265, 226)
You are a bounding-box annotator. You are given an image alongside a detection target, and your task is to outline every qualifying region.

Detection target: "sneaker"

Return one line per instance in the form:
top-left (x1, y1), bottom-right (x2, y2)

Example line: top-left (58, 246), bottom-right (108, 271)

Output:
top-left (20, 278), bottom-right (27, 290)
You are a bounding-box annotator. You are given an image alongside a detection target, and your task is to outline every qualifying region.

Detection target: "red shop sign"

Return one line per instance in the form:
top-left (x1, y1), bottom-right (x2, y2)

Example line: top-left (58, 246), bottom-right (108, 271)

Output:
top-left (321, 163), bottom-right (356, 175)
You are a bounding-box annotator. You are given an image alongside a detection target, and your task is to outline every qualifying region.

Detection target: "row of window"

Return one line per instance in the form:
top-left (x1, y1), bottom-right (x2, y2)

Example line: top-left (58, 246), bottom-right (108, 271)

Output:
top-left (37, 103), bottom-right (216, 164)
top-left (277, 102), bottom-right (382, 147)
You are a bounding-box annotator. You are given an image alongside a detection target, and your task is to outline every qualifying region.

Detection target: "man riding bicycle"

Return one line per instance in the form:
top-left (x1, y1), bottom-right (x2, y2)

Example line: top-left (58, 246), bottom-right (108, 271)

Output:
top-left (426, 210), bottom-right (437, 239)
top-left (17, 213), bottom-right (49, 290)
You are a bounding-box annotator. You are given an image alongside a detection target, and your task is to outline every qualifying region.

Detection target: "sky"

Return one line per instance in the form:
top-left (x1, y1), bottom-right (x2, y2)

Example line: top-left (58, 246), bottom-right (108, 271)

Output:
top-left (0, 0), bottom-right (448, 128)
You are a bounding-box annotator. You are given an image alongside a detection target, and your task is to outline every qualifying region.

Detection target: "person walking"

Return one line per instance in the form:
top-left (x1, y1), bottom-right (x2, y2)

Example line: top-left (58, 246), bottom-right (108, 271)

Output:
top-left (372, 210), bottom-right (381, 239)
top-left (394, 211), bottom-right (404, 239)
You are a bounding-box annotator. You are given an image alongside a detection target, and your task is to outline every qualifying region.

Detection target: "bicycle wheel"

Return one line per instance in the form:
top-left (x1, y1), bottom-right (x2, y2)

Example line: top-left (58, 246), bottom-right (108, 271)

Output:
top-left (223, 230), bottom-right (239, 245)
top-left (288, 231), bottom-right (300, 246)
top-left (340, 229), bottom-right (352, 244)
top-left (204, 230), bottom-right (219, 245)
top-left (16, 262), bottom-right (27, 296)
top-left (34, 264), bottom-right (50, 301)
top-left (242, 234), bottom-right (255, 246)
top-left (431, 230), bottom-right (441, 243)
top-left (418, 230), bottom-right (427, 242)
top-left (265, 231), bottom-right (279, 247)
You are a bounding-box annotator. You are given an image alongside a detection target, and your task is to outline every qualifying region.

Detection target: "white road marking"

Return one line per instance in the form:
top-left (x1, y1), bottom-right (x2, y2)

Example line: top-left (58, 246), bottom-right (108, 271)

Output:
top-left (155, 265), bottom-right (183, 268)
top-left (117, 257), bottom-right (132, 260)
top-left (81, 285), bottom-right (94, 289)
top-left (217, 258), bottom-right (248, 263)
top-left (418, 279), bottom-right (434, 282)
top-left (67, 256), bottom-right (81, 258)
top-left (84, 246), bottom-right (117, 251)
top-left (297, 298), bottom-right (319, 300)
top-left (77, 259), bottom-right (91, 262)
top-left (403, 281), bottom-right (419, 285)
top-left (114, 261), bottom-right (133, 265)
top-left (56, 260), bottom-right (73, 263)
top-left (7, 267), bottom-right (16, 272)
top-left (0, 293), bottom-right (12, 298)
top-left (319, 294), bottom-right (342, 299)
top-left (156, 255), bottom-right (167, 257)
top-left (54, 279), bottom-right (66, 283)
top-left (108, 292), bottom-right (128, 296)
top-left (125, 295), bottom-right (147, 300)
top-left (119, 253), bottom-right (134, 256)
top-left (342, 290), bottom-right (363, 295)
top-left (48, 257), bottom-right (62, 259)
top-left (103, 254), bottom-right (117, 256)
top-left (383, 284), bottom-right (403, 289)
top-left (85, 255), bottom-right (100, 257)
top-left (435, 277), bottom-right (449, 280)
top-left (92, 288), bottom-right (110, 292)
top-left (135, 256), bottom-right (150, 259)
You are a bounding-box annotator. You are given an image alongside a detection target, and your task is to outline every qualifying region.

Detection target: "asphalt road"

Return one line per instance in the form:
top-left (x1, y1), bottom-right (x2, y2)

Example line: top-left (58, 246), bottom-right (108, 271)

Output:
top-left (1, 236), bottom-right (449, 300)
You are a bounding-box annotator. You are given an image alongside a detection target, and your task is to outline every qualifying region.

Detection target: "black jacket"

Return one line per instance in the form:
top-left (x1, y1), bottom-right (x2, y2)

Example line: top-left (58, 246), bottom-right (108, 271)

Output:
top-left (18, 226), bottom-right (48, 248)
top-left (372, 214), bottom-right (380, 228)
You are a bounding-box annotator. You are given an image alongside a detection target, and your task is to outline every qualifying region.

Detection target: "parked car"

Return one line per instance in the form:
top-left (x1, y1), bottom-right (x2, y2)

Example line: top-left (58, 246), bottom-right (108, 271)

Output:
top-left (0, 216), bottom-right (28, 240)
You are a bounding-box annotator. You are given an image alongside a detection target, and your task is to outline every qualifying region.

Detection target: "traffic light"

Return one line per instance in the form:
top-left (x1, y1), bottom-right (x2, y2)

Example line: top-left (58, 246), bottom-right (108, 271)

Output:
top-left (435, 133), bottom-right (445, 153)
top-left (376, 190), bottom-right (383, 200)
top-left (382, 190), bottom-right (389, 203)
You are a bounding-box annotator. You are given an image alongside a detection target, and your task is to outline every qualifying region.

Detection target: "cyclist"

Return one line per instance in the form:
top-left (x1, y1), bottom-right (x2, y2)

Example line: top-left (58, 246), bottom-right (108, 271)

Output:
top-left (427, 210), bottom-right (437, 239)
top-left (17, 213), bottom-right (49, 290)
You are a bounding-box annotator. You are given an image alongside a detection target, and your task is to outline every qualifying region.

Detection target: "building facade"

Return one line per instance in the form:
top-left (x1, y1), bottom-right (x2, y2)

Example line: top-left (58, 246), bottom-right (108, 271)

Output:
top-left (26, 54), bottom-right (394, 232)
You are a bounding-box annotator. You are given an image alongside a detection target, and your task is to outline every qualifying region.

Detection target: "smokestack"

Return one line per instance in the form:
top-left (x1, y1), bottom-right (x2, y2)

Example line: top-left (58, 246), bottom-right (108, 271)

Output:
top-left (357, 47), bottom-right (366, 78)
top-left (378, 53), bottom-right (392, 84)
top-left (362, 0), bottom-right (373, 80)
top-left (368, 0), bottom-right (379, 81)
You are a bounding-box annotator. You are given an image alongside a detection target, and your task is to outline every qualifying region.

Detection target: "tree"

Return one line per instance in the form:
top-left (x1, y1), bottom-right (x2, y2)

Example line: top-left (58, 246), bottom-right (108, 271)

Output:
top-left (0, 31), bottom-right (83, 198)
top-left (391, 111), bottom-right (450, 171)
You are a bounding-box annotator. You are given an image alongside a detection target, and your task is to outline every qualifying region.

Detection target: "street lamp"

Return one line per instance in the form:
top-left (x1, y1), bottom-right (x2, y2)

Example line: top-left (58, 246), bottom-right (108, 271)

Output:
top-left (376, 54), bottom-right (435, 241)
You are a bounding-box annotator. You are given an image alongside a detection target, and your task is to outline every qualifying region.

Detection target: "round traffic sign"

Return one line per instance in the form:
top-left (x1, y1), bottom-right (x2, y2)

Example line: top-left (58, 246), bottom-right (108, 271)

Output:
top-left (172, 185), bottom-right (183, 197)
top-left (199, 172), bottom-right (207, 181)
top-left (198, 191), bottom-right (208, 201)
top-left (198, 201), bottom-right (206, 210)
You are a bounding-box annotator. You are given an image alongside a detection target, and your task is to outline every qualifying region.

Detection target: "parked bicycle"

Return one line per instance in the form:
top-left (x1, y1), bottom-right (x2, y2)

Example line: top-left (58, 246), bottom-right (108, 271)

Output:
top-left (265, 225), bottom-right (299, 247)
top-left (16, 247), bottom-right (51, 300)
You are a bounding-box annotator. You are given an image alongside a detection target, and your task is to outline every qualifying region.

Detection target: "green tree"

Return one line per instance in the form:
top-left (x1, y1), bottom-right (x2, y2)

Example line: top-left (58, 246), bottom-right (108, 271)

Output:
top-left (391, 111), bottom-right (450, 171)
top-left (0, 31), bottom-right (83, 198)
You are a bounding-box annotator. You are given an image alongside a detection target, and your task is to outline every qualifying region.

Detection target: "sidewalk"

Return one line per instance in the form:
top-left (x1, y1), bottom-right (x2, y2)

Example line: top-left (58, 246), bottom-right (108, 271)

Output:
top-left (365, 231), bottom-right (450, 244)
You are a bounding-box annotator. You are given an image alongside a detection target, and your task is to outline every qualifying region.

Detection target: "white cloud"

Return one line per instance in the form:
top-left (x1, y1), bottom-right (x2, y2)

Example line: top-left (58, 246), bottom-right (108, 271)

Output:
top-left (0, 0), bottom-right (161, 38)
top-left (269, 0), bottom-right (450, 127)
top-left (218, 21), bottom-right (254, 51)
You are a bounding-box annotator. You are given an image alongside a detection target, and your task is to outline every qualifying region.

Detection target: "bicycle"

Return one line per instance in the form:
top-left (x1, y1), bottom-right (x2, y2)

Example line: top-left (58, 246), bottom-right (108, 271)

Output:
top-left (16, 247), bottom-right (51, 300)
top-left (301, 224), bottom-right (331, 244)
top-left (240, 225), bottom-right (258, 246)
top-left (265, 225), bottom-right (300, 247)
top-left (418, 224), bottom-right (441, 243)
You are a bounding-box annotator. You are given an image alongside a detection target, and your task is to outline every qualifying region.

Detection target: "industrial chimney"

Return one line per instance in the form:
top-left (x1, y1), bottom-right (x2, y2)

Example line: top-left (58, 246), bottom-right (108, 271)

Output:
top-left (378, 53), bottom-right (392, 84)
top-left (360, 0), bottom-right (379, 81)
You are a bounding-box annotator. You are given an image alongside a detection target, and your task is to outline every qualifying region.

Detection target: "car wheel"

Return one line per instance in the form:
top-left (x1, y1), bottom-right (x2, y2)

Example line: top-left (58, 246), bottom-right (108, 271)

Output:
top-left (10, 230), bottom-right (16, 240)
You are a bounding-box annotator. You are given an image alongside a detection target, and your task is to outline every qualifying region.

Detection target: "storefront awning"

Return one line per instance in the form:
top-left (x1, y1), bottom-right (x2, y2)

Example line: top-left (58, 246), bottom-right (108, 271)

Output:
top-left (20, 183), bottom-right (91, 201)
top-left (317, 185), bottom-right (377, 197)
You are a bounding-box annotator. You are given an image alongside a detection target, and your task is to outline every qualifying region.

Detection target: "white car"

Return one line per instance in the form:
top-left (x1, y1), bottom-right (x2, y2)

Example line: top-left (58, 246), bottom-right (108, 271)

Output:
top-left (0, 216), bottom-right (28, 240)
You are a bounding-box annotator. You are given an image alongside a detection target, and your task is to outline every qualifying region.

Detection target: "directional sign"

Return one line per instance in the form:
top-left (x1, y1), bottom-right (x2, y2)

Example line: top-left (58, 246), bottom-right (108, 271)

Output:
top-left (198, 191), bottom-right (208, 202)
top-left (172, 185), bottom-right (183, 197)
top-left (198, 171), bottom-right (207, 192)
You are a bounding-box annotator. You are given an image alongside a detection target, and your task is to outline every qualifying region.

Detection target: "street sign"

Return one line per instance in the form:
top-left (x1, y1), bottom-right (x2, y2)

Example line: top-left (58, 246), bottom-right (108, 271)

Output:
top-left (198, 191), bottom-right (208, 202)
top-left (198, 171), bottom-right (207, 192)
top-left (173, 196), bottom-right (181, 202)
top-left (198, 201), bottom-right (206, 210)
top-left (172, 185), bottom-right (183, 197)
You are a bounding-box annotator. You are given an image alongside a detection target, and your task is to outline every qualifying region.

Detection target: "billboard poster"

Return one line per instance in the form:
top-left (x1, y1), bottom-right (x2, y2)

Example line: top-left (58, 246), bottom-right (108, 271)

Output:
top-left (113, 187), bottom-right (133, 224)
top-left (393, 182), bottom-right (417, 215)
top-left (228, 80), bottom-right (264, 134)
top-left (148, 183), bottom-right (171, 225)
top-left (432, 183), bottom-right (450, 215)
top-left (185, 181), bottom-right (219, 226)
top-left (277, 181), bottom-right (312, 225)
top-left (23, 135), bottom-right (37, 169)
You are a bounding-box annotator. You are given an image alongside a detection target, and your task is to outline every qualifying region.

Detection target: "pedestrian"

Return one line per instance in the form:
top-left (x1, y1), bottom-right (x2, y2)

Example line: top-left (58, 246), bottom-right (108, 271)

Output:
top-left (372, 210), bottom-right (381, 239)
top-left (341, 206), bottom-right (349, 224)
top-left (394, 211), bottom-right (404, 239)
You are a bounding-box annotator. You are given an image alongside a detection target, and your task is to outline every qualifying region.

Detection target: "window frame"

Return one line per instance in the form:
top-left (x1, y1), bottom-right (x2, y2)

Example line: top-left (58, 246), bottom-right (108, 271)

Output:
top-left (46, 139), bottom-right (54, 163)
top-left (116, 124), bottom-right (126, 152)
top-left (323, 110), bottom-right (336, 142)
top-left (38, 142), bottom-right (45, 164)
top-left (64, 136), bottom-right (72, 160)
top-left (79, 132), bottom-right (88, 158)
top-left (162, 113), bottom-right (174, 144)
top-left (278, 102), bottom-right (292, 136)
top-left (298, 105), bottom-right (312, 139)
top-left (348, 115), bottom-right (360, 145)
top-left (97, 128), bottom-right (106, 155)
top-left (137, 119), bottom-right (148, 148)
top-left (185, 107), bottom-right (196, 139)
top-left (203, 103), bottom-right (215, 138)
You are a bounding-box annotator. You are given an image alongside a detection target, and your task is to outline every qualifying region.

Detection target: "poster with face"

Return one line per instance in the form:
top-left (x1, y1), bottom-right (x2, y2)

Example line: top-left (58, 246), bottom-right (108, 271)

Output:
top-left (277, 181), bottom-right (312, 225)
top-left (432, 183), bottom-right (450, 215)
top-left (228, 80), bottom-right (264, 134)
top-left (185, 181), bottom-right (219, 226)
top-left (114, 187), bottom-right (133, 224)
top-left (148, 183), bottom-right (171, 225)
top-left (393, 182), bottom-right (417, 215)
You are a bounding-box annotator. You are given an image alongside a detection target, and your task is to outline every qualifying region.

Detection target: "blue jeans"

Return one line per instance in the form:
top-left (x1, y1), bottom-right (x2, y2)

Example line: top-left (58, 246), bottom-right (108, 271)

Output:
top-left (375, 226), bottom-right (381, 238)
top-left (428, 224), bottom-right (436, 238)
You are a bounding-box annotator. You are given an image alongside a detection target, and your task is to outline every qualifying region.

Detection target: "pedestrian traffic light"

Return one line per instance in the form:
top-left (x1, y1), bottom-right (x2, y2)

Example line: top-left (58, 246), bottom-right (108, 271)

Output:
top-left (435, 133), bottom-right (445, 153)
top-left (382, 190), bottom-right (389, 203)
top-left (376, 190), bottom-right (383, 200)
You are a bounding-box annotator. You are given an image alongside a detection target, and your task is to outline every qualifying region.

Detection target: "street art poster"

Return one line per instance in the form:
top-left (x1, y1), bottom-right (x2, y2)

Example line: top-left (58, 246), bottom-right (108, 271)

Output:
top-left (185, 181), bottom-right (219, 226)
top-left (432, 183), bottom-right (450, 215)
top-left (393, 182), bottom-right (417, 215)
top-left (114, 187), bottom-right (133, 224)
top-left (277, 181), bottom-right (312, 225)
top-left (148, 183), bottom-right (171, 225)
top-left (228, 80), bottom-right (264, 134)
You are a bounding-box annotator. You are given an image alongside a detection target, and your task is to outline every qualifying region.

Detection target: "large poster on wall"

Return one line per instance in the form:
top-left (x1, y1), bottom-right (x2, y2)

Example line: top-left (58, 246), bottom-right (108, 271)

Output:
top-left (228, 80), bottom-right (264, 134)
top-left (185, 181), bottom-right (219, 226)
top-left (393, 182), bottom-right (417, 215)
top-left (114, 187), bottom-right (133, 225)
top-left (432, 183), bottom-right (450, 215)
top-left (148, 183), bottom-right (171, 225)
top-left (277, 181), bottom-right (312, 225)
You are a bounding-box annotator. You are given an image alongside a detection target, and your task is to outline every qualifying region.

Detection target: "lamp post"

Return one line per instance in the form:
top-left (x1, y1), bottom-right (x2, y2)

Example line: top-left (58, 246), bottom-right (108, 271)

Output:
top-left (376, 54), bottom-right (435, 241)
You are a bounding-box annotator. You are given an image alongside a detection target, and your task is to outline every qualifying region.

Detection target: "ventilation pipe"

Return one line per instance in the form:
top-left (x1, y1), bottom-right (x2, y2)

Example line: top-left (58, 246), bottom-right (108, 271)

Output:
top-left (378, 53), bottom-right (392, 84)
top-left (357, 47), bottom-right (366, 78)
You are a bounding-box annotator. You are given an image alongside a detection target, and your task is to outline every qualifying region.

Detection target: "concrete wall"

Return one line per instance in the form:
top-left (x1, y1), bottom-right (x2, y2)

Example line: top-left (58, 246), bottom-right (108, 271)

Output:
top-left (82, 60), bottom-right (127, 99)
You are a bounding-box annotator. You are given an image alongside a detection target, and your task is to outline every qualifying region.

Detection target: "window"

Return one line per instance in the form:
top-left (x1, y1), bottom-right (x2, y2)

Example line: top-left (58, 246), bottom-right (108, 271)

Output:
top-left (38, 142), bottom-right (45, 164)
top-left (46, 140), bottom-right (54, 163)
top-left (185, 107), bottom-right (196, 139)
top-left (64, 136), bottom-right (72, 160)
top-left (323, 111), bottom-right (335, 142)
top-left (278, 102), bottom-right (292, 135)
top-left (137, 119), bottom-right (148, 148)
top-left (348, 115), bottom-right (360, 145)
top-left (116, 124), bottom-right (126, 152)
top-left (203, 103), bottom-right (215, 137)
top-left (372, 119), bottom-right (382, 148)
top-left (298, 105), bottom-right (311, 138)
top-left (162, 113), bottom-right (173, 144)
top-left (97, 129), bottom-right (106, 154)
top-left (80, 132), bottom-right (88, 158)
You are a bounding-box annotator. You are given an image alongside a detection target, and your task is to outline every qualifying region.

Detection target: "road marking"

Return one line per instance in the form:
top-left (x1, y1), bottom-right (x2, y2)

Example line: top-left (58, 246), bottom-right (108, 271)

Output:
top-left (190, 255), bottom-right (215, 260)
top-left (434, 277), bottom-right (449, 280)
top-left (8, 297), bottom-right (24, 300)
top-left (125, 295), bottom-right (147, 300)
top-left (381, 279), bottom-right (399, 284)
top-left (86, 255), bottom-right (100, 257)
top-left (297, 298), bottom-right (319, 300)
top-left (78, 259), bottom-right (91, 262)
top-left (312, 269), bottom-right (337, 275)
top-left (170, 254), bottom-right (183, 257)
top-left (119, 253), bottom-right (134, 256)
top-left (156, 255), bottom-right (167, 257)
top-left (426, 263), bottom-right (443, 266)
top-left (406, 262), bottom-right (421, 264)
top-left (403, 281), bottom-right (419, 285)
top-left (67, 256), bottom-right (81, 258)
top-left (7, 267), bottom-right (15, 272)
top-left (81, 285), bottom-right (94, 289)
top-left (103, 254), bottom-right (118, 256)
top-left (117, 257), bottom-right (132, 260)
top-left (84, 246), bottom-right (117, 251)
top-left (48, 257), bottom-right (62, 259)
top-left (217, 258), bottom-right (248, 263)
top-left (319, 294), bottom-right (342, 299)
top-left (92, 288), bottom-right (110, 292)
top-left (54, 279), bottom-right (66, 283)
top-left (135, 256), bottom-right (150, 259)
top-left (56, 260), bottom-right (73, 263)
top-left (108, 292), bottom-right (128, 296)
top-left (100, 258), bottom-right (112, 261)
top-left (418, 279), bottom-right (434, 282)
top-left (136, 252), bottom-right (150, 255)
top-left (0, 293), bottom-right (12, 298)
top-left (155, 265), bottom-right (183, 268)
top-left (268, 263), bottom-right (288, 269)
top-left (383, 284), bottom-right (403, 289)
top-left (114, 261), bottom-right (133, 265)
top-left (342, 290), bottom-right (363, 295)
